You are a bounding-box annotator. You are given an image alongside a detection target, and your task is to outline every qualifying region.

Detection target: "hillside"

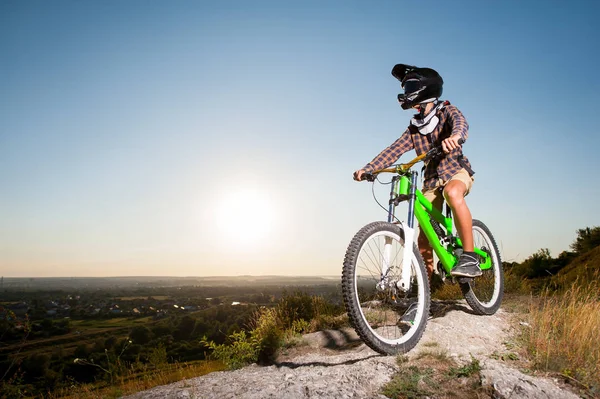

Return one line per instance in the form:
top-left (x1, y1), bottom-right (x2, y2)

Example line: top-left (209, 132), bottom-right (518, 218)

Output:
top-left (122, 301), bottom-right (579, 399)
top-left (551, 245), bottom-right (600, 288)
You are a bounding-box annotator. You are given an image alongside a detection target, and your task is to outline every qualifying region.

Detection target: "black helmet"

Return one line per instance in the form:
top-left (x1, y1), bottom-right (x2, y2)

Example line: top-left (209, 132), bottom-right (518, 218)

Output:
top-left (391, 64), bottom-right (443, 110)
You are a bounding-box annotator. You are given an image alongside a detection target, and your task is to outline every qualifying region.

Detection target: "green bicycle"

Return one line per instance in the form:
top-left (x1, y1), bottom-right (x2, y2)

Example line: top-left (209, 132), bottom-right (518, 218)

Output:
top-left (342, 142), bottom-right (504, 355)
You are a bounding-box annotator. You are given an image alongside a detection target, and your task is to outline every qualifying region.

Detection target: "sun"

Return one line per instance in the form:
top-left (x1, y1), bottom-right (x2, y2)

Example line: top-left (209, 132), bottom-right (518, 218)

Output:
top-left (214, 187), bottom-right (277, 249)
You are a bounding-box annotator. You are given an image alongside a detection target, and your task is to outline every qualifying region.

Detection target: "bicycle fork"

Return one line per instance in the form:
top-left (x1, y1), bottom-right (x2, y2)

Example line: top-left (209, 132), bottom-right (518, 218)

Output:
top-left (378, 172), bottom-right (418, 293)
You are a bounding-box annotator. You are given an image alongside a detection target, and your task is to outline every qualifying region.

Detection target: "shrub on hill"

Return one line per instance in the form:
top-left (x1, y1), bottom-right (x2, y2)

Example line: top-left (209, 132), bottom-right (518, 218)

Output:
top-left (570, 226), bottom-right (600, 255)
top-left (202, 292), bottom-right (347, 369)
top-left (548, 245), bottom-right (600, 291)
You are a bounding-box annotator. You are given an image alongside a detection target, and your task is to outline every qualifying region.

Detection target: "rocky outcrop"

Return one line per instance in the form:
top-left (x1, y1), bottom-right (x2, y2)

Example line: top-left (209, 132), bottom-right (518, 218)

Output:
top-left (122, 302), bottom-right (580, 399)
top-left (481, 360), bottom-right (579, 399)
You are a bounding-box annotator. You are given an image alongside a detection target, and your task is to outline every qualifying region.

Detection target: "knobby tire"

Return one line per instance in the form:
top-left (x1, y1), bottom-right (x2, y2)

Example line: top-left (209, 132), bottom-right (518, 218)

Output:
top-left (342, 222), bottom-right (430, 355)
top-left (460, 219), bottom-right (504, 315)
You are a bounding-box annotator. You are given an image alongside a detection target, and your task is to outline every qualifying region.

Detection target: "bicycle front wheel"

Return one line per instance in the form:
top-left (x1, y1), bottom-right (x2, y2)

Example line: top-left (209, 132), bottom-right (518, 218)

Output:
top-left (342, 221), bottom-right (430, 355)
top-left (460, 219), bottom-right (504, 315)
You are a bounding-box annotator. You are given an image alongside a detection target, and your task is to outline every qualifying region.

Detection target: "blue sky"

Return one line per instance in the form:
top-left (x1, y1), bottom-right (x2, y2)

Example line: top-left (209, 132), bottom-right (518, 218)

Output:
top-left (1, 0), bottom-right (599, 277)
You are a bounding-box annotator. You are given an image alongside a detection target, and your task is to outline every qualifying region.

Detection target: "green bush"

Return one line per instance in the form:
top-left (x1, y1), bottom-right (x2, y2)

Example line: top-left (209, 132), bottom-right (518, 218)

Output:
top-left (309, 314), bottom-right (349, 332)
top-left (248, 307), bottom-right (283, 363)
top-left (202, 307), bottom-right (284, 369)
top-left (276, 291), bottom-right (342, 332)
top-left (202, 293), bottom-right (347, 370)
top-left (201, 330), bottom-right (259, 369)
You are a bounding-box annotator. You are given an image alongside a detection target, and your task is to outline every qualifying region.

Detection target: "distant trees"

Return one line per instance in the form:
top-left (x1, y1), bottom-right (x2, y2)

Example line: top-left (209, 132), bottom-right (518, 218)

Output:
top-left (174, 315), bottom-right (196, 341)
top-left (130, 326), bottom-right (152, 345)
top-left (570, 226), bottom-right (600, 255)
top-left (511, 248), bottom-right (554, 279)
top-left (508, 226), bottom-right (600, 281)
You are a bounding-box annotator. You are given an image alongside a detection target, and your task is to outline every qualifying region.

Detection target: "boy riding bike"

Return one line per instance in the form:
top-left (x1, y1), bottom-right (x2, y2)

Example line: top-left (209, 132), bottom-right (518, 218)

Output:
top-left (353, 64), bottom-right (482, 281)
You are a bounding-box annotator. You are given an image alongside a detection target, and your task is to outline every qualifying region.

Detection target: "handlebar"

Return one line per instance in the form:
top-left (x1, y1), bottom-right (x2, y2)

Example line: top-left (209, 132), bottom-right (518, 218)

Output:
top-left (361, 138), bottom-right (465, 181)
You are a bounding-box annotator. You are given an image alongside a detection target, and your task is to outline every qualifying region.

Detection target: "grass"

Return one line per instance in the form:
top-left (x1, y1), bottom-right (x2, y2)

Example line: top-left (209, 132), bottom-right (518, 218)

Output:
top-left (523, 274), bottom-right (600, 395)
top-left (489, 350), bottom-right (519, 362)
top-left (503, 269), bottom-right (532, 295)
top-left (428, 262), bottom-right (599, 396)
top-left (447, 357), bottom-right (481, 378)
top-left (382, 365), bottom-right (438, 398)
top-left (102, 317), bottom-right (154, 326)
top-left (431, 282), bottom-right (463, 301)
top-left (413, 342), bottom-right (450, 362)
top-left (382, 350), bottom-right (489, 399)
top-left (50, 360), bottom-right (226, 399)
top-left (0, 317), bottom-right (140, 363)
top-left (431, 266), bottom-right (532, 302)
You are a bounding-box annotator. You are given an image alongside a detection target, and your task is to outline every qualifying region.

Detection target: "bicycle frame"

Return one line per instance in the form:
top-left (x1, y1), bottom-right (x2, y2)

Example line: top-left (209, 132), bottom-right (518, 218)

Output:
top-left (379, 167), bottom-right (492, 292)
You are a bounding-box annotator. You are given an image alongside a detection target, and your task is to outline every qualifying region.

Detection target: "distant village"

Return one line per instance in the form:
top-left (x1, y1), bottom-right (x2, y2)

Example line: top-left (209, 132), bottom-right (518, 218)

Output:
top-left (2, 293), bottom-right (251, 323)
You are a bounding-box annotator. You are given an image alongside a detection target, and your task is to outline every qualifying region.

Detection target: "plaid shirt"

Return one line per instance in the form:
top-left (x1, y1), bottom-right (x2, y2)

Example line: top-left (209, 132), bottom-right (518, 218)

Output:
top-left (363, 102), bottom-right (473, 190)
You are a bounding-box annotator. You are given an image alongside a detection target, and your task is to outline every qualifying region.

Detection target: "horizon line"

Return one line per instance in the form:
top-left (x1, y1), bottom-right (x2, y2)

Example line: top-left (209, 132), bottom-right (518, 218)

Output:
top-left (1, 275), bottom-right (342, 279)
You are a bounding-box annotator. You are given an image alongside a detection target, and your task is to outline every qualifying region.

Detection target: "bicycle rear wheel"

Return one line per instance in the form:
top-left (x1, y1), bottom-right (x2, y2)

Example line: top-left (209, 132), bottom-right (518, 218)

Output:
top-left (460, 219), bottom-right (504, 315)
top-left (342, 221), bottom-right (430, 355)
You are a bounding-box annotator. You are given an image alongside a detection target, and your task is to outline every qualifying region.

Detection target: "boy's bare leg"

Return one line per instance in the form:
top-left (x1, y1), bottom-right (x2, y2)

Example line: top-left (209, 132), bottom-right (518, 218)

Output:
top-left (418, 232), bottom-right (434, 280)
top-left (443, 180), bottom-right (473, 251)
top-left (443, 180), bottom-right (481, 277)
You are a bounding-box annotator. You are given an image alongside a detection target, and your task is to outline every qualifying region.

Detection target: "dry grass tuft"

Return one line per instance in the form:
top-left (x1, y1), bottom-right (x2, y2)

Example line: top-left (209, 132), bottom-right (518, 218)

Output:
top-left (383, 351), bottom-right (489, 399)
top-left (524, 273), bottom-right (600, 394)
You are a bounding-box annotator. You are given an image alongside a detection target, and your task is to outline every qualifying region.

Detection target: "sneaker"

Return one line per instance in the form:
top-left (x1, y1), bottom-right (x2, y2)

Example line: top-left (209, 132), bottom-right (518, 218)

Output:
top-left (451, 252), bottom-right (482, 278)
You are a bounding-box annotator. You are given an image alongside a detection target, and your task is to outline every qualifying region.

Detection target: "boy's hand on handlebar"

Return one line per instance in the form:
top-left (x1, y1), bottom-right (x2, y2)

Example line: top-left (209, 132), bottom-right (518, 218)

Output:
top-left (442, 135), bottom-right (463, 154)
top-left (353, 169), bottom-right (366, 181)
top-left (354, 170), bottom-right (375, 181)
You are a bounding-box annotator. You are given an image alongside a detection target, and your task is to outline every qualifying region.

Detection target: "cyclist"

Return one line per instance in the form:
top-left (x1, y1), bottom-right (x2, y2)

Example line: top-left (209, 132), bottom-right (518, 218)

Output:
top-left (353, 64), bottom-right (482, 281)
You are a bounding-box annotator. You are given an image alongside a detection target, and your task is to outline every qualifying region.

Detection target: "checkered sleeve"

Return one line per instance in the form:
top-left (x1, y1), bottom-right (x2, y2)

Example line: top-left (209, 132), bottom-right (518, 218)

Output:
top-left (445, 105), bottom-right (469, 141)
top-left (363, 128), bottom-right (413, 172)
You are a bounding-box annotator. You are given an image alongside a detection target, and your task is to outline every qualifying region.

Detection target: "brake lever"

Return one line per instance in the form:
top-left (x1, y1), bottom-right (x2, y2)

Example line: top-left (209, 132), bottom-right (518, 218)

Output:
top-left (426, 138), bottom-right (465, 161)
